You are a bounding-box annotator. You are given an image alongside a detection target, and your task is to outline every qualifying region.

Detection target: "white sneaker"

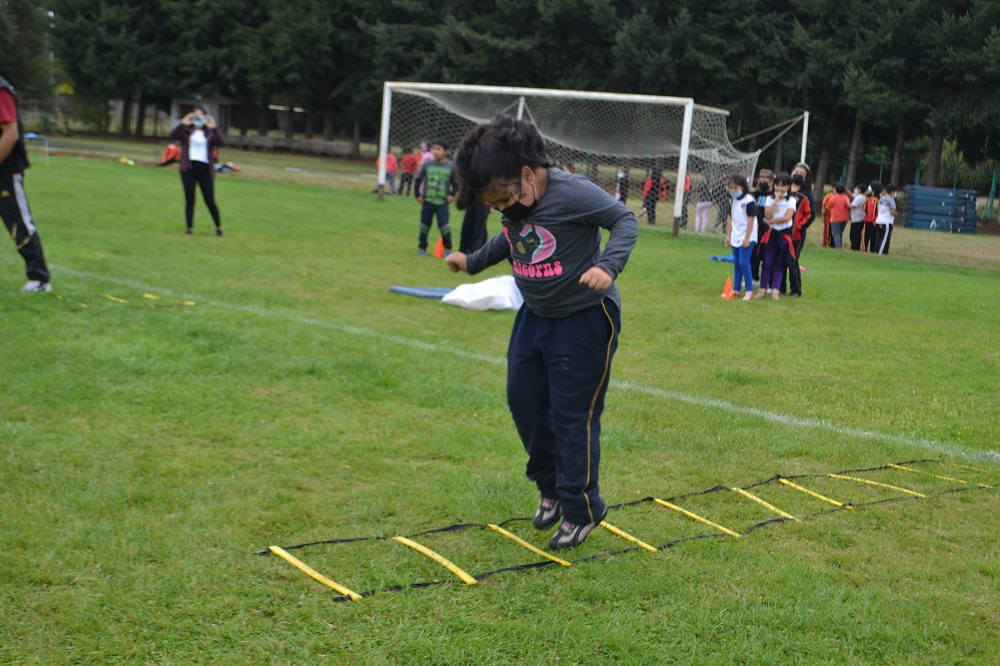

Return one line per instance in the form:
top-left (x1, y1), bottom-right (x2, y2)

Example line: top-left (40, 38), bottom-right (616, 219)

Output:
top-left (21, 280), bottom-right (52, 293)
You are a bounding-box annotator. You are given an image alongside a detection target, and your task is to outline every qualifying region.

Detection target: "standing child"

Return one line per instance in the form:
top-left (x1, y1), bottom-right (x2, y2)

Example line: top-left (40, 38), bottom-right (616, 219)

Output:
top-left (724, 175), bottom-right (757, 301)
top-left (446, 113), bottom-right (638, 550)
top-left (399, 147), bottom-right (419, 196)
top-left (459, 197), bottom-right (492, 254)
top-left (874, 182), bottom-right (898, 254)
top-left (694, 176), bottom-right (712, 233)
top-left (863, 184), bottom-right (879, 252)
top-left (640, 166), bottom-right (664, 225)
top-left (413, 139), bottom-right (457, 257)
top-left (786, 163), bottom-right (814, 296)
top-left (0, 73), bottom-right (51, 291)
top-left (757, 173), bottom-right (797, 301)
top-left (750, 169), bottom-right (774, 284)
top-left (826, 183), bottom-right (852, 249)
top-left (848, 183), bottom-right (866, 250)
top-left (821, 186), bottom-right (835, 247)
top-left (615, 166), bottom-right (630, 205)
top-left (376, 150), bottom-right (397, 195)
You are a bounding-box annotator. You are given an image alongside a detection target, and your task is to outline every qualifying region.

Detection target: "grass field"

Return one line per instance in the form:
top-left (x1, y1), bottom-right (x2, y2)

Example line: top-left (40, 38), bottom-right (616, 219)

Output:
top-left (2, 156), bottom-right (1000, 664)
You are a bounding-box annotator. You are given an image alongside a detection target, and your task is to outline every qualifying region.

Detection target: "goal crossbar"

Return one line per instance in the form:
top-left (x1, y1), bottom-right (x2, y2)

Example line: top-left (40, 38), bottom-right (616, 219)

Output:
top-left (376, 81), bottom-right (759, 233)
top-left (384, 82), bottom-right (730, 116)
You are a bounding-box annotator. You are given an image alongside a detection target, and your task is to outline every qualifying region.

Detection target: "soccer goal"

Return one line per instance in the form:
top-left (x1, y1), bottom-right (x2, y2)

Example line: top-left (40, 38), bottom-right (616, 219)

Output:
top-left (377, 82), bottom-right (762, 235)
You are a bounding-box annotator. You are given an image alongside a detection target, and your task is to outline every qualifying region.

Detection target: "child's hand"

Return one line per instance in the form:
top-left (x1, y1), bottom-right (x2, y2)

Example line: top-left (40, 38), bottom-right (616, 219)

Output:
top-left (742, 237), bottom-right (751, 248)
top-left (445, 252), bottom-right (467, 273)
top-left (446, 195), bottom-right (454, 204)
top-left (579, 266), bottom-right (612, 291)
top-left (417, 196), bottom-right (424, 204)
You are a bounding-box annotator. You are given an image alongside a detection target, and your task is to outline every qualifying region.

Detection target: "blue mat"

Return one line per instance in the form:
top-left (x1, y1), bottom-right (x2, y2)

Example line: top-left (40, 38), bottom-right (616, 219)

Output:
top-left (709, 255), bottom-right (734, 263)
top-left (390, 286), bottom-right (454, 299)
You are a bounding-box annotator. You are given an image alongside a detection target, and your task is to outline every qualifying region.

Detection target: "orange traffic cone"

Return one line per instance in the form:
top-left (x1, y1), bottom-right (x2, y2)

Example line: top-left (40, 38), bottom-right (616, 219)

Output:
top-left (434, 237), bottom-right (445, 258)
top-left (720, 277), bottom-right (734, 300)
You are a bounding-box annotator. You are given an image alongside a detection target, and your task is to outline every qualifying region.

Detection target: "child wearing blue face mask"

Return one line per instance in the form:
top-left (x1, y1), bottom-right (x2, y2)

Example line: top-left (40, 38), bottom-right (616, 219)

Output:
top-left (724, 174), bottom-right (757, 301)
top-left (444, 113), bottom-right (638, 551)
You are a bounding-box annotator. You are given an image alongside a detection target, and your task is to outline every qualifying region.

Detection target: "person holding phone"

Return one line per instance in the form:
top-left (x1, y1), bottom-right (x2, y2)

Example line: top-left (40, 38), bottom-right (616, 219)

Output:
top-left (168, 107), bottom-right (224, 235)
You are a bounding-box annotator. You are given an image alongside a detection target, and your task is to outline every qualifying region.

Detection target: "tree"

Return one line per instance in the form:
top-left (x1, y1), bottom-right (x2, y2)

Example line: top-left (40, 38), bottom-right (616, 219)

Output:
top-left (51, 0), bottom-right (179, 134)
top-left (0, 1), bottom-right (52, 96)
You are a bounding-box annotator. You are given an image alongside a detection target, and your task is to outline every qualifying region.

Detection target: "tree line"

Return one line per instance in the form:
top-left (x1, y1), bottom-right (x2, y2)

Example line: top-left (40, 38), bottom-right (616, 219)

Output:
top-left (2, 0), bottom-right (998, 189)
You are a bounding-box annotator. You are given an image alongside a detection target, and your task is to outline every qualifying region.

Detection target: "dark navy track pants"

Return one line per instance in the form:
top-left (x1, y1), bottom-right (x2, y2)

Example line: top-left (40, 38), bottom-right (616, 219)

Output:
top-left (507, 298), bottom-right (620, 525)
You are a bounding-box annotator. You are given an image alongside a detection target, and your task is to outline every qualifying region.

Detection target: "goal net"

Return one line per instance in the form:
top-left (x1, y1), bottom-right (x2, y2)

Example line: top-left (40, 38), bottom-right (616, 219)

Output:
top-left (377, 83), bottom-right (760, 233)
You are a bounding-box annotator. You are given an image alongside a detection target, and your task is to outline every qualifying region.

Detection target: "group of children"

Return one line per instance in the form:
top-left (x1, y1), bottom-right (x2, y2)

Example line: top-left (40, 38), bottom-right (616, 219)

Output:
top-left (821, 181), bottom-right (899, 254)
top-left (722, 165), bottom-right (900, 302)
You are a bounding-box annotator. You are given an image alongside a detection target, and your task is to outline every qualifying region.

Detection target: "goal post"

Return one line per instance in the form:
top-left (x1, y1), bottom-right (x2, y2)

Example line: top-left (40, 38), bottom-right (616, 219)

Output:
top-left (377, 82), bottom-right (760, 237)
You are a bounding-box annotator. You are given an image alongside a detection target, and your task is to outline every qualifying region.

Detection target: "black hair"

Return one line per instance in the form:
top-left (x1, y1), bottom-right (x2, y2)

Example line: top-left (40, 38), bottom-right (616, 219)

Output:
top-left (834, 183), bottom-right (846, 194)
top-left (728, 174), bottom-right (750, 198)
top-left (773, 172), bottom-right (793, 198)
top-left (191, 106), bottom-right (206, 115)
top-left (432, 138), bottom-right (449, 150)
top-left (454, 113), bottom-right (552, 210)
top-left (886, 183), bottom-right (899, 193)
top-left (791, 162), bottom-right (812, 190)
top-left (870, 180), bottom-right (884, 197)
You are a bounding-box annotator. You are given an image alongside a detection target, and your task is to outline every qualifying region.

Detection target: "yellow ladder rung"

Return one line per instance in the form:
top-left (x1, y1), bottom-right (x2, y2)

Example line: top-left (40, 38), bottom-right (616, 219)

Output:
top-left (268, 546), bottom-right (362, 600)
top-left (653, 498), bottom-right (741, 537)
top-left (730, 487), bottom-right (799, 521)
top-left (888, 463), bottom-right (983, 486)
top-left (944, 461), bottom-right (995, 481)
top-left (487, 524), bottom-right (572, 566)
top-left (778, 478), bottom-right (853, 509)
top-left (828, 473), bottom-right (926, 498)
top-left (599, 521), bottom-right (658, 552)
top-left (392, 536), bottom-right (478, 585)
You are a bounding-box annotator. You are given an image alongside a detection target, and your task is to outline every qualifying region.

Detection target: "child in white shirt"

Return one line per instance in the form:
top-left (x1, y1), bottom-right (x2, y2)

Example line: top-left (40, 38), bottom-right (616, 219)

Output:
top-left (874, 182), bottom-right (898, 255)
top-left (757, 173), bottom-right (796, 301)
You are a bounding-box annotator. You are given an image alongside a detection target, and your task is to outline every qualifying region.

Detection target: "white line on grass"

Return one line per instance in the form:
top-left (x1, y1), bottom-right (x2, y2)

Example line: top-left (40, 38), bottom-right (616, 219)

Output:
top-left (44, 264), bottom-right (1000, 464)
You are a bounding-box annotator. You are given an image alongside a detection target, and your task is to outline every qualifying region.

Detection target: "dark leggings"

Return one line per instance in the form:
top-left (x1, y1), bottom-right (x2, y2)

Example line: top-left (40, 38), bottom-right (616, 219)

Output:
top-left (182, 161), bottom-right (221, 229)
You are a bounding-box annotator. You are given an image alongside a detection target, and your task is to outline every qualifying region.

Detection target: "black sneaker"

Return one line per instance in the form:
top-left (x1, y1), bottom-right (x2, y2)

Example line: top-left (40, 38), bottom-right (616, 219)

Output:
top-left (216, 228), bottom-right (223, 237)
top-left (548, 507), bottom-right (608, 550)
top-left (532, 498), bottom-right (562, 530)
top-left (186, 228), bottom-right (193, 235)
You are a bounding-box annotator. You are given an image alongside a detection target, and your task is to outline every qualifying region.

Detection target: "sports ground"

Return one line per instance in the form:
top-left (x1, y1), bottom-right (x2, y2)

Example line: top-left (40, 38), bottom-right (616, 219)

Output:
top-left (2, 147), bottom-right (999, 664)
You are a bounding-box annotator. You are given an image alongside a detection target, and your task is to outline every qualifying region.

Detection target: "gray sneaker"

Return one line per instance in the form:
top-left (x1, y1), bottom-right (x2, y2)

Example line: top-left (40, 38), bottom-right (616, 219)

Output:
top-left (21, 280), bottom-right (52, 293)
top-left (548, 507), bottom-right (608, 550)
top-left (532, 498), bottom-right (562, 530)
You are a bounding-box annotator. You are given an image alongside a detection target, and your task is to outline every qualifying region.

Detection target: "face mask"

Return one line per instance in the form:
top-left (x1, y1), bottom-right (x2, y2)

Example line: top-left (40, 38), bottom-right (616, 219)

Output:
top-left (866, 187), bottom-right (873, 195)
top-left (617, 172), bottom-right (624, 179)
top-left (758, 182), bottom-right (769, 192)
top-left (729, 191), bottom-right (741, 199)
top-left (193, 115), bottom-right (206, 127)
top-left (502, 183), bottom-right (538, 222)
top-left (791, 174), bottom-right (804, 185)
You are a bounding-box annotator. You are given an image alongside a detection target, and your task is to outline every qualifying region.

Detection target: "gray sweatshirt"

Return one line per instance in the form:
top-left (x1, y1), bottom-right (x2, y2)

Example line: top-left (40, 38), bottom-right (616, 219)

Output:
top-left (465, 168), bottom-right (639, 318)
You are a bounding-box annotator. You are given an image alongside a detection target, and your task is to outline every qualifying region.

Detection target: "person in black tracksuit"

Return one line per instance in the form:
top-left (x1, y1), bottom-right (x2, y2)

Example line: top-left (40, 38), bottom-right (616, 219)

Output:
top-left (168, 106), bottom-right (224, 235)
top-left (0, 74), bottom-right (51, 292)
top-left (458, 197), bottom-right (492, 254)
top-left (446, 114), bottom-right (638, 550)
top-left (750, 169), bottom-right (773, 284)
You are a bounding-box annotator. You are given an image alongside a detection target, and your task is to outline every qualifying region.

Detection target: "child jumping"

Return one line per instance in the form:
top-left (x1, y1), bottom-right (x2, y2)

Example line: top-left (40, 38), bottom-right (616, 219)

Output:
top-left (445, 113), bottom-right (638, 550)
top-left (757, 172), bottom-right (797, 301)
top-left (724, 175), bottom-right (757, 301)
top-left (413, 139), bottom-right (457, 257)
